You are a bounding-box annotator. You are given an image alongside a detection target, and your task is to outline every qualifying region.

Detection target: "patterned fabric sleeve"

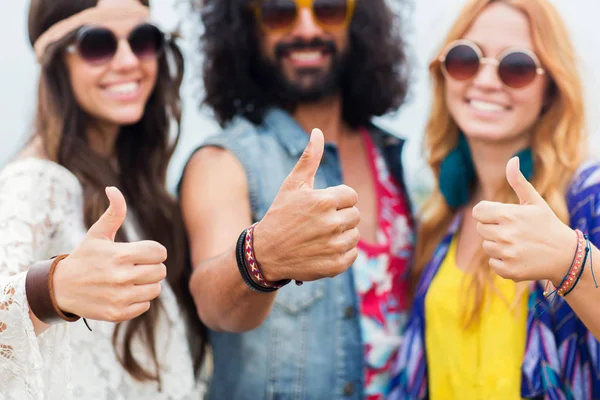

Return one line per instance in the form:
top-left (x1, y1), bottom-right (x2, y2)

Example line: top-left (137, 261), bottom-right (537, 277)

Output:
top-left (560, 160), bottom-right (600, 399)
top-left (0, 159), bottom-right (81, 400)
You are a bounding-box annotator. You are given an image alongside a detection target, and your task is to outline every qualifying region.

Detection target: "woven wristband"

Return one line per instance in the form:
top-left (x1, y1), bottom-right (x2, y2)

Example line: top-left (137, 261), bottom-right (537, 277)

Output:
top-left (236, 229), bottom-right (278, 293)
top-left (244, 224), bottom-right (291, 289)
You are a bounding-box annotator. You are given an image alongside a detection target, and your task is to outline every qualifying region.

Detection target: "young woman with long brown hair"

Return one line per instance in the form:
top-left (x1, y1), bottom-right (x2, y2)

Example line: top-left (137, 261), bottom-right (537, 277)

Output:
top-left (0, 0), bottom-right (206, 398)
top-left (390, 0), bottom-right (600, 398)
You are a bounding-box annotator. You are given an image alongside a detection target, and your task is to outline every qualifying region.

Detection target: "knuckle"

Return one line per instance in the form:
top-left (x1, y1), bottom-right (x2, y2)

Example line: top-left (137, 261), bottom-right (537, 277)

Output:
top-left (352, 207), bottom-right (361, 224)
top-left (114, 250), bottom-right (131, 266)
top-left (325, 265), bottom-right (340, 279)
top-left (472, 204), bottom-right (481, 219)
top-left (343, 210), bottom-right (360, 230)
top-left (476, 222), bottom-right (484, 235)
top-left (352, 227), bottom-right (360, 241)
top-left (345, 228), bottom-right (360, 249)
top-left (140, 302), bottom-right (151, 315)
top-left (107, 307), bottom-right (125, 323)
top-left (503, 246), bottom-right (518, 261)
top-left (489, 260), bottom-right (514, 280)
top-left (158, 263), bottom-right (167, 280)
top-left (331, 238), bottom-right (346, 253)
top-left (326, 236), bottom-right (342, 253)
top-left (336, 215), bottom-right (348, 233)
top-left (481, 240), bottom-right (493, 254)
top-left (503, 213), bottom-right (517, 224)
top-left (114, 270), bottom-right (131, 285)
top-left (476, 223), bottom-right (492, 241)
top-left (351, 250), bottom-right (359, 264)
top-left (316, 192), bottom-right (335, 209)
top-left (157, 244), bottom-right (168, 261)
top-left (503, 268), bottom-right (520, 281)
top-left (111, 290), bottom-right (129, 308)
top-left (147, 242), bottom-right (167, 262)
top-left (344, 235), bottom-right (356, 251)
top-left (336, 253), bottom-right (347, 266)
top-left (324, 217), bottom-right (341, 235)
top-left (343, 186), bottom-right (358, 205)
top-left (488, 259), bottom-right (503, 274)
top-left (327, 270), bottom-right (339, 279)
top-left (498, 230), bottom-right (512, 244)
top-left (347, 248), bottom-right (359, 266)
top-left (335, 252), bottom-right (353, 271)
top-left (151, 283), bottom-right (162, 299)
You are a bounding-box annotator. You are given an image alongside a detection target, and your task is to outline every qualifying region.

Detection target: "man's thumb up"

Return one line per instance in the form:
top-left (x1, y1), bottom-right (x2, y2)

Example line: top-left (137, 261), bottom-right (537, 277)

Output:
top-left (506, 156), bottom-right (543, 206)
top-left (283, 128), bottom-right (325, 190)
top-left (87, 186), bottom-right (127, 241)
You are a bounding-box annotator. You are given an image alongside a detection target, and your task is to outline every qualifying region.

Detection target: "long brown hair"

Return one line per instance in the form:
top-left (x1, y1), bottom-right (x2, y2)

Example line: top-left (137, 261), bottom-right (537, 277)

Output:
top-left (413, 0), bottom-right (586, 325)
top-left (28, 0), bottom-right (206, 384)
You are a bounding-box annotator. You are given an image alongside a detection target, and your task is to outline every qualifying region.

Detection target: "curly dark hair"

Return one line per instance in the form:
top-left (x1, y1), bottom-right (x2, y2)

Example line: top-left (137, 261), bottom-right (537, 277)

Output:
top-left (197, 0), bottom-right (410, 128)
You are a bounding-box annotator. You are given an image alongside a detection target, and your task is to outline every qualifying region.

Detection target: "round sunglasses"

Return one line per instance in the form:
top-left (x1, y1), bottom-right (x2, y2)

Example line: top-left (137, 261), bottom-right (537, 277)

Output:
top-left (438, 40), bottom-right (546, 89)
top-left (66, 23), bottom-right (166, 65)
top-left (252, 0), bottom-right (356, 33)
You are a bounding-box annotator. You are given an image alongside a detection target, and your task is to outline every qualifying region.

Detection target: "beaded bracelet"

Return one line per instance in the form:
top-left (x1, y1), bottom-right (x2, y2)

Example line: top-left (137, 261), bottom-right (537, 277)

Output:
top-left (537, 229), bottom-right (598, 315)
top-left (556, 229), bottom-right (586, 296)
top-left (562, 234), bottom-right (590, 297)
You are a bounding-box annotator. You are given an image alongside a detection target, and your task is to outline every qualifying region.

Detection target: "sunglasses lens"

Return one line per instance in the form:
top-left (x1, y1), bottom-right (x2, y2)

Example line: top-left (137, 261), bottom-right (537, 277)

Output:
top-left (443, 44), bottom-right (480, 81)
top-left (498, 51), bottom-right (538, 89)
top-left (77, 27), bottom-right (117, 64)
top-left (314, 0), bottom-right (349, 26)
top-left (129, 24), bottom-right (164, 60)
top-left (259, 0), bottom-right (297, 31)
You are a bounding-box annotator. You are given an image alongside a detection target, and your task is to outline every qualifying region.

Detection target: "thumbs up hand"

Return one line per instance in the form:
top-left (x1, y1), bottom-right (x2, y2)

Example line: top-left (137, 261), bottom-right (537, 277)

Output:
top-left (472, 157), bottom-right (576, 286)
top-left (252, 129), bottom-right (361, 283)
top-left (52, 187), bottom-right (167, 322)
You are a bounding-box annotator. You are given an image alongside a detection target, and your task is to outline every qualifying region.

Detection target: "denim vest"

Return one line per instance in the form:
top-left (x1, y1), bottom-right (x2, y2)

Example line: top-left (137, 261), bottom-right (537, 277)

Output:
top-left (198, 108), bottom-right (411, 400)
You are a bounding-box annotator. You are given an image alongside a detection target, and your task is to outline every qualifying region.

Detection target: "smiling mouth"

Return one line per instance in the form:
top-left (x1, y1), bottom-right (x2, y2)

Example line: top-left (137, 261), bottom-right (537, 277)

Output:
top-left (289, 51), bottom-right (323, 63)
top-left (283, 48), bottom-right (332, 68)
top-left (467, 99), bottom-right (509, 113)
top-left (103, 81), bottom-right (141, 95)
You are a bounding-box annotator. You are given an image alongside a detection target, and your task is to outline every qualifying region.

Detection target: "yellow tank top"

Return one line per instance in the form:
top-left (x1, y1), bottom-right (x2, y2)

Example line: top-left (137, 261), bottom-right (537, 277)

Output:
top-left (425, 235), bottom-right (528, 400)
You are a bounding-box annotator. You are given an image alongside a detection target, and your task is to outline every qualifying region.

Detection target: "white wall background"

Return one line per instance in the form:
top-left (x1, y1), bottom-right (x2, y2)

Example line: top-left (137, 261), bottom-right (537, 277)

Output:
top-left (1, 0), bottom-right (599, 203)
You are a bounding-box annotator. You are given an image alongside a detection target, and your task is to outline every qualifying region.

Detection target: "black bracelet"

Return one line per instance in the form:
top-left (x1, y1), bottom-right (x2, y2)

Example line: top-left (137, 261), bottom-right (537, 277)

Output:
top-left (235, 229), bottom-right (278, 293)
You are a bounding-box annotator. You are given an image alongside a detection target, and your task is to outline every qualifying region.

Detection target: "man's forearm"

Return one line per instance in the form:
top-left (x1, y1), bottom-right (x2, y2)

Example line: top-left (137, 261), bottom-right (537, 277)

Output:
top-left (189, 247), bottom-right (277, 332)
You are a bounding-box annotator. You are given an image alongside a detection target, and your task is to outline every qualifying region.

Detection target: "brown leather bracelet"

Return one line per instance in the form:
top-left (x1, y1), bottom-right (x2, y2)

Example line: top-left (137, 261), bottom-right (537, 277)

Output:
top-left (25, 255), bottom-right (80, 324)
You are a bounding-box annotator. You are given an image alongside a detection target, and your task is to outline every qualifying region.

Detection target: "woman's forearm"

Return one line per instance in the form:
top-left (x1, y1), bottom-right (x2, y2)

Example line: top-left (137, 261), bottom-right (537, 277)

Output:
top-left (29, 309), bottom-right (51, 335)
top-left (561, 244), bottom-right (600, 340)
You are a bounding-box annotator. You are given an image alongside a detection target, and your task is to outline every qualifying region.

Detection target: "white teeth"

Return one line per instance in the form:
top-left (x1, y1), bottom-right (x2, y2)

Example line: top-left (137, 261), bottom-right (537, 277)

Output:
top-left (470, 100), bottom-right (505, 112)
top-left (290, 52), bottom-right (321, 62)
top-left (106, 82), bottom-right (139, 94)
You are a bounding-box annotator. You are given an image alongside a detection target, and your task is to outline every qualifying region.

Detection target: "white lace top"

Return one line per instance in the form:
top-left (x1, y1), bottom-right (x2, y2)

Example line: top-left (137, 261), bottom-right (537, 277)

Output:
top-left (0, 158), bottom-right (206, 400)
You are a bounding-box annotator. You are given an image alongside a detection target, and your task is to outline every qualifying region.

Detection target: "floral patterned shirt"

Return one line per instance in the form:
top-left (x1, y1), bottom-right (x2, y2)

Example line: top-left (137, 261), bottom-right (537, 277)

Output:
top-left (354, 130), bottom-right (414, 399)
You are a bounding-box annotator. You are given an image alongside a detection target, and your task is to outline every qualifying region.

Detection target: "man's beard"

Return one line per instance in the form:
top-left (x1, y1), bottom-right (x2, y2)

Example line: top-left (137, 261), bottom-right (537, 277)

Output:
top-left (254, 38), bottom-right (348, 103)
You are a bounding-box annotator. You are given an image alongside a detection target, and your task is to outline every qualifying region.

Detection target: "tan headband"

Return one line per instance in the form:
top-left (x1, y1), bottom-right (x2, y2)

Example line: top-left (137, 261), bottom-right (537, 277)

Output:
top-left (33, 3), bottom-right (150, 62)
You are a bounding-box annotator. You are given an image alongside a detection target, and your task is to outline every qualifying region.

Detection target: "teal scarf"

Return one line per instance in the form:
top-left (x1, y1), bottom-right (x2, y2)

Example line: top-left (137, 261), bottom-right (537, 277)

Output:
top-left (439, 134), bottom-right (533, 208)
